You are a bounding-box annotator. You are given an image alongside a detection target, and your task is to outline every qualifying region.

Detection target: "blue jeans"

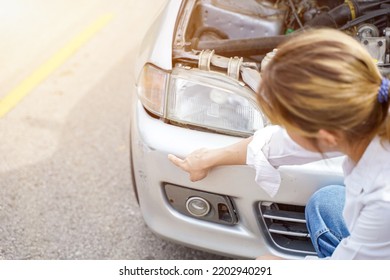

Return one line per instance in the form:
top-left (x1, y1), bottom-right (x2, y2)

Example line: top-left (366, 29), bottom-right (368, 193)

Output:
top-left (305, 185), bottom-right (350, 258)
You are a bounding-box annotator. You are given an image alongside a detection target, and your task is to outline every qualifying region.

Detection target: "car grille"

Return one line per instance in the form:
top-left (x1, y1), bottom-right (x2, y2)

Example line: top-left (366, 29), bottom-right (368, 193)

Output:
top-left (258, 202), bottom-right (316, 255)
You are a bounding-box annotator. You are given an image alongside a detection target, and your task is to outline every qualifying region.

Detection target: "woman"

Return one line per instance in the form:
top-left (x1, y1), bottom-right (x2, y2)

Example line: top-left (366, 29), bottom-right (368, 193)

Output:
top-left (168, 28), bottom-right (390, 259)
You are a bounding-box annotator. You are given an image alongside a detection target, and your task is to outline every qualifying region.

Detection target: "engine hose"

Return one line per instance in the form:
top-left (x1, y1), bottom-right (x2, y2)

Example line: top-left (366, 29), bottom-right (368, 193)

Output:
top-left (304, 0), bottom-right (390, 29)
top-left (304, 0), bottom-right (361, 28)
top-left (340, 8), bottom-right (390, 30)
top-left (192, 35), bottom-right (287, 56)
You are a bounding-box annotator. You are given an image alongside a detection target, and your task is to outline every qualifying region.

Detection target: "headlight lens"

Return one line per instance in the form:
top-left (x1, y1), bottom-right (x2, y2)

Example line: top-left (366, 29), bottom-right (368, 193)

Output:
top-left (166, 68), bottom-right (265, 136)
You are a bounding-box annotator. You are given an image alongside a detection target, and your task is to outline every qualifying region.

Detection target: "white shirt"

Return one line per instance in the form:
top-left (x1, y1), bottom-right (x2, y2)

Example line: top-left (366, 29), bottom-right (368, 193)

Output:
top-left (246, 125), bottom-right (342, 197)
top-left (247, 125), bottom-right (390, 259)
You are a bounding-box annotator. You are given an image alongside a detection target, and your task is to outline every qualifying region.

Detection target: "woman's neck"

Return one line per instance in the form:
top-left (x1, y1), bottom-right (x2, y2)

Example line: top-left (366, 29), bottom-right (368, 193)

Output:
top-left (342, 137), bottom-right (372, 164)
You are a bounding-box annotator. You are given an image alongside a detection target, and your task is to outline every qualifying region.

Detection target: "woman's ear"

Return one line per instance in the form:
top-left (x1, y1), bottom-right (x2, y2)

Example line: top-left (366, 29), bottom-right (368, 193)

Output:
top-left (317, 129), bottom-right (340, 149)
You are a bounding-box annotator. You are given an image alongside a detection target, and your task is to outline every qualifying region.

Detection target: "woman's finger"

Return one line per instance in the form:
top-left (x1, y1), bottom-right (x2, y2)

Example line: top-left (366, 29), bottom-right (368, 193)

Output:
top-left (168, 154), bottom-right (186, 170)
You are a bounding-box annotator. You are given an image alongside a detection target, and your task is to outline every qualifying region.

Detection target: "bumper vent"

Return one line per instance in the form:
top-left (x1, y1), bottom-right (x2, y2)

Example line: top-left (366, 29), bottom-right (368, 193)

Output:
top-left (258, 202), bottom-right (316, 255)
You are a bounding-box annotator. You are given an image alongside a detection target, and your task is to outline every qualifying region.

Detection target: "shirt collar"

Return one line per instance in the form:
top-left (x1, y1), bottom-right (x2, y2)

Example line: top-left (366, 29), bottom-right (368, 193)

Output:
top-left (343, 136), bottom-right (389, 187)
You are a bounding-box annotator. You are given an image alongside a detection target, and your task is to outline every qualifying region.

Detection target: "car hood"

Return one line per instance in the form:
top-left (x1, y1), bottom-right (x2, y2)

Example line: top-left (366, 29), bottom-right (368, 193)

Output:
top-left (135, 0), bottom-right (182, 77)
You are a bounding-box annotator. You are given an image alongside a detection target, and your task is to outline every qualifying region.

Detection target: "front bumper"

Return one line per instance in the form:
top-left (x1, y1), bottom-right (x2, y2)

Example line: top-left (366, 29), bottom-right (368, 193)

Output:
top-left (130, 100), bottom-right (344, 259)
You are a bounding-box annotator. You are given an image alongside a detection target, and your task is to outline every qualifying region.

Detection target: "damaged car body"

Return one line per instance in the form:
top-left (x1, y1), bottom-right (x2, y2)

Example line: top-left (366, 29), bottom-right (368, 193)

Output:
top-left (130, 0), bottom-right (390, 259)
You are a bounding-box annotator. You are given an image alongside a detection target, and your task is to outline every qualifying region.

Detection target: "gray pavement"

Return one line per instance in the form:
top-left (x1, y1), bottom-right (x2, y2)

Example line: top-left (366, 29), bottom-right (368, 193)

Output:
top-left (0, 0), bottom-right (229, 260)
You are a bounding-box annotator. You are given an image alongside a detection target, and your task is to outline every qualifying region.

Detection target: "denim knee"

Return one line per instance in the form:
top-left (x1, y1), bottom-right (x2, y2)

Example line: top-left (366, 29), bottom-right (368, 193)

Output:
top-left (305, 185), bottom-right (350, 258)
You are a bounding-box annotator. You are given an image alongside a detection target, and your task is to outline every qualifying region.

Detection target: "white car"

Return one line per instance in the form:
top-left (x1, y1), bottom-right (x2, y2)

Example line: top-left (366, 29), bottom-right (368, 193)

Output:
top-left (130, 0), bottom-right (388, 259)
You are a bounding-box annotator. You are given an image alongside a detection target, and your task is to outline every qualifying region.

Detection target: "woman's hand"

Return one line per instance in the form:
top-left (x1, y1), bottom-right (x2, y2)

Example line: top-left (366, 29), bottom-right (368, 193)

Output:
top-left (168, 148), bottom-right (211, 182)
top-left (168, 137), bottom-right (252, 182)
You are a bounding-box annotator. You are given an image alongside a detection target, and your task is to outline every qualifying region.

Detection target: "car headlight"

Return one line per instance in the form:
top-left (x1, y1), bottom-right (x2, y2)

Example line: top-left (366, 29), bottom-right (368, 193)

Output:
top-left (167, 67), bottom-right (265, 136)
top-left (137, 64), bottom-right (265, 136)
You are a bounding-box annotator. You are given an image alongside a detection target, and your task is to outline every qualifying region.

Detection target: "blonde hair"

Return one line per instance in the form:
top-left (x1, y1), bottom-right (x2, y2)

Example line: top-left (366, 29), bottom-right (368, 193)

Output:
top-left (258, 28), bottom-right (390, 143)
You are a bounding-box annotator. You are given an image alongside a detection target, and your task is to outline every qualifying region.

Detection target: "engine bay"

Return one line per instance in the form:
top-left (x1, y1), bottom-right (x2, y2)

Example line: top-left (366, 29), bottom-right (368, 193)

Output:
top-left (173, 0), bottom-right (390, 76)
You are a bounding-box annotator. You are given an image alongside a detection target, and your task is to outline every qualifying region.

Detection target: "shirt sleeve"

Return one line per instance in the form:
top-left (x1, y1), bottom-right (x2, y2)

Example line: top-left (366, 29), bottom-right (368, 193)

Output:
top-left (246, 125), bottom-right (342, 197)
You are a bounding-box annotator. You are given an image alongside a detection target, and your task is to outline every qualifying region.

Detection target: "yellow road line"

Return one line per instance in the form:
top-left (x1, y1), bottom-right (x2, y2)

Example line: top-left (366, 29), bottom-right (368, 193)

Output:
top-left (0, 13), bottom-right (114, 118)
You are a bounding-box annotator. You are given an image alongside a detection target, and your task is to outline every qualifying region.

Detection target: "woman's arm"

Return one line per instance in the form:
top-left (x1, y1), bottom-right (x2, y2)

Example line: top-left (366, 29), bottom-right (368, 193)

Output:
top-left (168, 136), bottom-right (253, 182)
top-left (168, 125), bottom-right (343, 186)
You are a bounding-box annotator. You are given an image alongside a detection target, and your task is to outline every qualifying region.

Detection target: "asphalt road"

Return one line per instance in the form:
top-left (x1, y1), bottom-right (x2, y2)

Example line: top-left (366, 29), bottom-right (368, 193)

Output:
top-left (0, 0), bottom-right (228, 260)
